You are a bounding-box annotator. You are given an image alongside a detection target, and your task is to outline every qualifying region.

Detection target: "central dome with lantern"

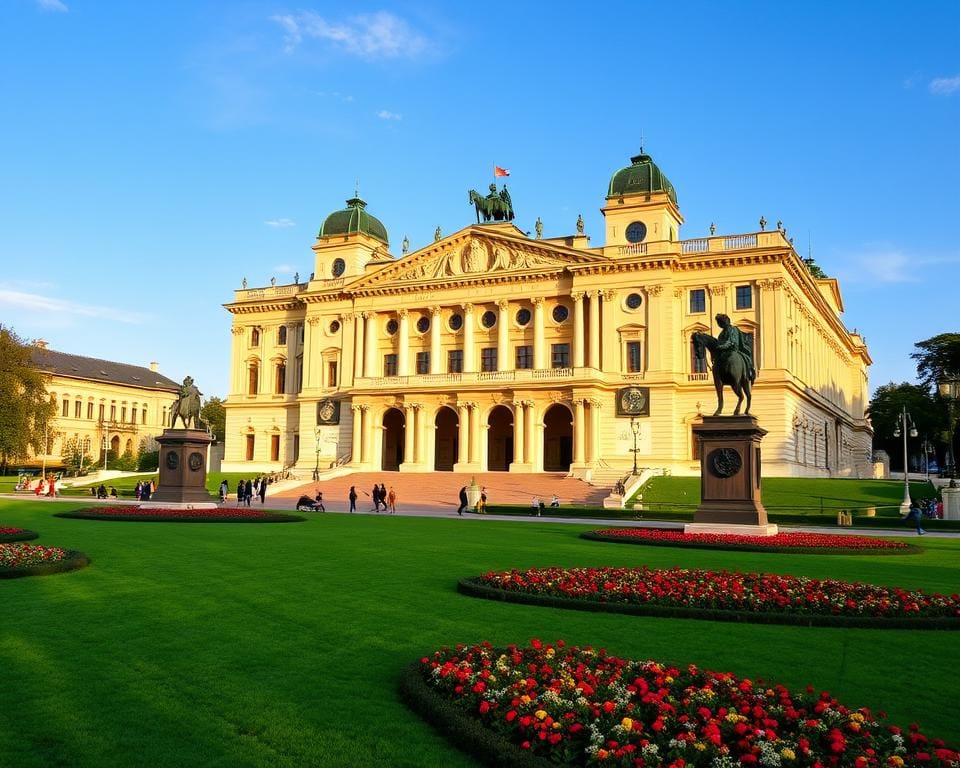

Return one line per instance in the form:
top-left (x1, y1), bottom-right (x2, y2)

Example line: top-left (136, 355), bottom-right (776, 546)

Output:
top-left (319, 196), bottom-right (389, 245)
top-left (601, 148), bottom-right (684, 249)
top-left (607, 151), bottom-right (678, 205)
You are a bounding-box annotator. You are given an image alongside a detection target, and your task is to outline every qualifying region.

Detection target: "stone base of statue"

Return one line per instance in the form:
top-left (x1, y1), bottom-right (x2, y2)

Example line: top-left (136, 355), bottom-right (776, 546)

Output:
top-left (150, 429), bottom-right (216, 508)
top-left (685, 415), bottom-right (778, 537)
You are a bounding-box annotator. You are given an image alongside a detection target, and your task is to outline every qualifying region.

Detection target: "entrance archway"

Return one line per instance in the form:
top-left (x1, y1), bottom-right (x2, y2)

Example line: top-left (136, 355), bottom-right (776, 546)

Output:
top-left (486, 405), bottom-right (513, 471)
top-left (382, 408), bottom-right (405, 471)
top-left (110, 435), bottom-right (120, 455)
top-left (542, 404), bottom-right (573, 471)
top-left (434, 407), bottom-right (459, 471)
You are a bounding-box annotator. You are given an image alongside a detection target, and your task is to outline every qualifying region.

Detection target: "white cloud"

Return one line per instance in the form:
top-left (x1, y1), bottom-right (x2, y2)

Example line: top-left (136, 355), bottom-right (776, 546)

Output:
top-left (271, 10), bottom-right (429, 59)
top-left (265, 218), bottom-right (296, 228)
top-left (37, 0), bottom-right (68, 11)
top-left (377, 109), bottom-right (402, 121)
top-left (929, 75), bottom-right (960, 95)
top-left (836, 247), bottom-right (960, 284)
top-left (273, 264), bottom-right (295, 274)
top-left (0, 289), bottom-right (146, 324)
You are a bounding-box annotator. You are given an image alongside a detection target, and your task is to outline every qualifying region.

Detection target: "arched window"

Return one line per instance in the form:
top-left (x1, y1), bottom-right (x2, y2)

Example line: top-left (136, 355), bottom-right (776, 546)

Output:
top-left (275, 362), bottom-right (286, 394)
top-left (248, 362), bottom-right (259, 395)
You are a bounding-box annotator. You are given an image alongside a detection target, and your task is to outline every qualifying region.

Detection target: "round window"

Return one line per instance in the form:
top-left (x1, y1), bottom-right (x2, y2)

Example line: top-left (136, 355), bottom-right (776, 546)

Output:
top-left (516, 308), bottom-right (531, 326)
top-left (386, 319), bottom-right (398, 335)
top-left (481, 310), bottom-right (497, 328)
top-left (331, 258), bottom-right (346, 277)
top-left (449, 313), bottom-right (463, 331)
top-left (416, 316), bottom-right (430, 334)
top-left (552, 305), bottom-right (569, 323)
top-left (329, 320), bottom-right (341, 334)
top-left (625, 221), bottom-right (647, 243)
top-left (626, 293), bottom-right (643, 310)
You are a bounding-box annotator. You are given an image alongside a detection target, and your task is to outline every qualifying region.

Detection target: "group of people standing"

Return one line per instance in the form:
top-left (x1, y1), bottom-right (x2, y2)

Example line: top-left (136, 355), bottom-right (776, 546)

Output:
top-left (346, 483), bottom-right (396, 513)
top-left (133, 480), bottom-right (155, 501)
top-left (228, 477), bottom-right (268, 506)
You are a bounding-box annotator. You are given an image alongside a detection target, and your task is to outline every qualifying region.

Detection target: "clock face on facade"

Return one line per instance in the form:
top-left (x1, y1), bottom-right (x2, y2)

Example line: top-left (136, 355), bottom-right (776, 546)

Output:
top-left (331, 258), bottom-right (346, 277)
top-left (625, 221), bottom-right (647, 243)
top-left (617, 386), bottom-right (649, 416)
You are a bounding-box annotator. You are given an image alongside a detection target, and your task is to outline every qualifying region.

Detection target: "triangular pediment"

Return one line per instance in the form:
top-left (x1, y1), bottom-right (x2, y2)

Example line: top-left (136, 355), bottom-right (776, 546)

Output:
top-left (348, 227), bottom-right (608, 291)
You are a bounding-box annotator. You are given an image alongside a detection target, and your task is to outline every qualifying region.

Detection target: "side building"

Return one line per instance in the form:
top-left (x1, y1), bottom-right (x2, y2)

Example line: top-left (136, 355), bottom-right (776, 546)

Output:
top-left (223, 151), bottom-right (873, 479)
top-left (30, 341), bottom-right (180, 470)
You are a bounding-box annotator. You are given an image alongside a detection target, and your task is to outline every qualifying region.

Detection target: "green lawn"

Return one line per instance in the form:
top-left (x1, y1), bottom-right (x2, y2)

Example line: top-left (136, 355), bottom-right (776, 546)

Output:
top-left (1, 499), bottom-right (958, 767)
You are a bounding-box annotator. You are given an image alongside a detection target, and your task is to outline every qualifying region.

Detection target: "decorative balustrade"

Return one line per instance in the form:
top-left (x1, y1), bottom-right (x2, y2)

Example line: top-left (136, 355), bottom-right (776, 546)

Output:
top-left (687, 372), bottom-right (710, 381)
top-left (618, 243), bottom-right (648, 256)
top-left (681, 238), bottom-right (709, 254)
top-left (722, 234), bottom-right (758, 250)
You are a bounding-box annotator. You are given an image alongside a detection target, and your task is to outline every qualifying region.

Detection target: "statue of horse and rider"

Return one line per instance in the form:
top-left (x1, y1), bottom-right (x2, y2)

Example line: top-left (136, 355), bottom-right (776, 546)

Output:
top-left (468, 183), bottom-right (515, 223)
top-left (169, 376), bottom-right (204, 429)
top-left (692, 314), bottom-right (757, 416)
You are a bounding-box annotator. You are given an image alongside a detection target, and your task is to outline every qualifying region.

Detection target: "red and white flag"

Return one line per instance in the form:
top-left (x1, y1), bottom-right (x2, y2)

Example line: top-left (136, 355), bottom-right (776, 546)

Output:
top-left (494, 165), bottom-right (510, 177)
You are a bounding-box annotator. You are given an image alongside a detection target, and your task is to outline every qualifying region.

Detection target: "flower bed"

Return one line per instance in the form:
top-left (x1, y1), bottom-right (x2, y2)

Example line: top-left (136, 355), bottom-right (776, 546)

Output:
top-left (402, 640), bottom-right (959, 768)
top-left (0, 527), bottom-right (39, 543)
top-left (583, 528), bottom-right (917, 554)
top-left (0, 543), bottom-right (89, 578)
top-left (54, 506), bottom-right (305, 523)
top-left (459, 567), bottom-right (960, 629)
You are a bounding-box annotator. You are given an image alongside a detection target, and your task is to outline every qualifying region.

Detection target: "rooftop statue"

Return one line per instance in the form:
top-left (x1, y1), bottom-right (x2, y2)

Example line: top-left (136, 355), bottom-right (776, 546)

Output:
top-left (468, 182), bottom-right (515, 223)
top-left (692, 314), bottom-right (757, 416)
top-left (170, 376), bottom-right (204, 430)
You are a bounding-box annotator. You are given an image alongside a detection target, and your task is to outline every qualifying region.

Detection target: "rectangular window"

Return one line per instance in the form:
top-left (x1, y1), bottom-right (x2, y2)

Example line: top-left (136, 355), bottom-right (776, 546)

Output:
top-left (270, 434), bottom-right (280, 462)
top-left (515, 345), bottom-right (533, 370)
top-left (110, 404), bottom-right (116, 421)
top-left (626, 341), bottom-right (642, 372)
top-left (121, 406), bottom-right (127, 423)
top-left (62, 399), bottom-right (69, 417)
top-left (99, 404), bottom-right (105, 421)
top-left (248, 366), bottom-right (259, 395)
top-left (87, 402), bottom-right (94, 420)
top-left (276, 363), bottom-right (287, 394)
top-left (481, 347), bottom-right (497, 372)
top-left (327, 361), bottom-right (338, 387)
top-left (245, 434), bottom-right (255, 461)
top-left (692, 340), bottom-right (708, 373)
top-left (416, 351), bottom-right (430, 374)
top-left (74, 400), bottom-right (82, 419)
top-left (448, 349), bottom-right (463, 373)
top-left (689, 289), bottom-right (706, 313)
top-left (141, 407), bottom-right (147, 424)
top-left (736, 285), bottom-right (752, 310)
top-left (551, 343), bottom-right (570, 368)
top-left (383, 354), bottom-right (398, 377)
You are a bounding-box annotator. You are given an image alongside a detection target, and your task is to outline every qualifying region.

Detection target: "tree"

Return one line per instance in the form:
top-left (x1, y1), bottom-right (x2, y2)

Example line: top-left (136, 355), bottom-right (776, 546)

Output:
top-left (200, 396), bottom-right (226, 443)
top-left (910, 333), bottom-right (960, 389)
top-left (0, 326), bottom-right (56, 473)
top-left (803, 256), bottom-right (828, 279)
top-left (867, 382), bottom-right (944, 472)
top-left (61, 436), bottom-right (93, 475)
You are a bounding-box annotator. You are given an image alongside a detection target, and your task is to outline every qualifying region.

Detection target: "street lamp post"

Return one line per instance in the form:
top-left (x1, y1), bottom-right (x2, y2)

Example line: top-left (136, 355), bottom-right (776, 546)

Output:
top-left (313, 425), bottom-right (322, 481)
top-left (629, 417), bottom-right (641, 476)
top-left (893, 405), bottom-right (917, 514)
top-left (938, 374), bottom-right (959, 487)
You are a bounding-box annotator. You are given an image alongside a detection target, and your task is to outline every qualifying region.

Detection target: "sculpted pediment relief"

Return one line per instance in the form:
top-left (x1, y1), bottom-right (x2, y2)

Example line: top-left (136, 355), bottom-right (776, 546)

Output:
top-left (394, 241), bottom-right (571, 283)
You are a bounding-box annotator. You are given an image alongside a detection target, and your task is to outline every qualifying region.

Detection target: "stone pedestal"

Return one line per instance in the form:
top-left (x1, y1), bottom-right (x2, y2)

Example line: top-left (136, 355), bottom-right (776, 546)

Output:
top-left (942, 485), bottom-right (960, 521)
top-left (151, 429), bottom-right (215, 507)
top-left (685, 415), bottom-right (778, 536)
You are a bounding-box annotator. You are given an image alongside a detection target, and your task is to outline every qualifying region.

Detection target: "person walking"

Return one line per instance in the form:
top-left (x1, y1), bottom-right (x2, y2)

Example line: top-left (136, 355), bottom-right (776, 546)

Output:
top-left (457, 485), bottom-right (468, 516)
top-left (908, 500), bottom-right (926, 535)
top-left (348, 486), bottom-right (357, 513)
top-left (236, 479), bottom-right (244, 506)
top-left (378, 483), bottom-right (388, 513)
top-left (244, 479), bottom-right (253, 507)
top-left (259, 477), bottom-right (267, 504)
top-left (219, 479), bottom-right (229, 504)
top-left (387, 486), bottom-right (397, 514)
top-left (371, 483), bottom-right (381, 512)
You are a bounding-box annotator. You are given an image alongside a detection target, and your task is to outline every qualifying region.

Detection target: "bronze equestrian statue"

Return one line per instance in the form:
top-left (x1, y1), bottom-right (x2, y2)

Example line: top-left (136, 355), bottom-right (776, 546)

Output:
top-left (468, 183), bottom-right (515, 223)
top-left (692, 314), bottom-right (757, 416)
top-left (169, 376), bottom-right (204, 429)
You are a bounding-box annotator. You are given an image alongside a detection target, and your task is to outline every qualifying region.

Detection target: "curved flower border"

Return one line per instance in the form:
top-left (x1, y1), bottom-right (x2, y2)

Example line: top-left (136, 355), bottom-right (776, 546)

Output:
top-left (459, 567), bottom-right (960, 629)
top-left (402, 640), bottom-right (959, 768)
top-left (0, 527), bottom-right (39, 543)
top-left (0, 543), bottom-right (89, 579)
top-left (54, 506), bottom-right (305, 523)
top-left (582, 529), bottom-right (918, 555)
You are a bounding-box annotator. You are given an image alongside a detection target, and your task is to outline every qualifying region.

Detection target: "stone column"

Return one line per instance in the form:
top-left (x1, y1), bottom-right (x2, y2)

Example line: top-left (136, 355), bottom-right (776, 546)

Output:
top-left (513, 401), bottom-right (525, 467)
top-left (413, 404), bottom-right (424, 463)
top-left (468, 402), bottom-right (480, 464)
top-left (457, 404), bottom-right (469, 466)
top-left (364, 312), bottom-right (377, 378)
top-left (351, 404), bottom-right (363, 465)
top-left (533, 298), bottom-right (545, 369)
top-left (588, 398), bottom-right (601, 463)
top-left (600, 290), bottom-right (617, 371)
top-left (587, 291), bottom-right (600, 369)
top-left (463, 303), bottom-right (475, 373)
top-left (572, 292), bottom-right (585, 368)
top-left (573, 397), bottom-right (585, 465)
top-left (354, 312), bottom-right (365, 379)
top-left (230, 326), bottom-right (245, 396)
top-left (524, 399), bottom-right (537, 469)
top-left (340, 316), bottom-right (355, 388)
top-left (645, 286), bottom-right (663, 371)
top-left (359, 405), bottom-right (372, 465)
top-left (430, 306), bottom-right (442, 374)
top-left (403, 403), bottom-right (415, 466)
top-left (306, 317), bottom-right (321, 389)
top-left (398, 309), bottom-right (410, 376)
top-left (497, 299), bottom-right (510, 371)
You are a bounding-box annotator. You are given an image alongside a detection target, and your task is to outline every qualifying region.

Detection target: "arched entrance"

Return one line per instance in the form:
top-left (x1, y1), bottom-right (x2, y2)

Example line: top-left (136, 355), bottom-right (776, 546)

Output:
top-left (542, 404), bottom-right (573, 471)
top-left (434, 407), bottom-right (459, 471)
top-left (382, 408), bottom-right (405, 471)
top-left (487, 405), bottom-right (513, 471)
top-left (110, 435), bottom-right (120, 455)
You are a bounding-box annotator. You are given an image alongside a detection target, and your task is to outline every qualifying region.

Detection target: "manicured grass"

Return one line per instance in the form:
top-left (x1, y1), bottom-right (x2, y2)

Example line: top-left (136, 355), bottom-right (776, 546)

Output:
top-left (1, 498), bottom-right (958, 767)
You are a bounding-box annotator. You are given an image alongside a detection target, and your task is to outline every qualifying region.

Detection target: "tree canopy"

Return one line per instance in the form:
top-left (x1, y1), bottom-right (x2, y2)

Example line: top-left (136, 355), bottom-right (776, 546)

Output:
top-left (0, 326), bottom-right (56, 470)
top-left (867, 382), bottom-right (946, 472)
top-left (200, 397), bottom-right (226, 443)
top-left (911, 333), bottom-right (960, 390)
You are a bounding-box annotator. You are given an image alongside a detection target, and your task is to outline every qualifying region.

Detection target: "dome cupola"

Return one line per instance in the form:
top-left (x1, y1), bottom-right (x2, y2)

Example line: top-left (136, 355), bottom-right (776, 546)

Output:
top-left (607, 152), bottom-right (677, 205)
top-left (319, 197), bottom-right (389, 245)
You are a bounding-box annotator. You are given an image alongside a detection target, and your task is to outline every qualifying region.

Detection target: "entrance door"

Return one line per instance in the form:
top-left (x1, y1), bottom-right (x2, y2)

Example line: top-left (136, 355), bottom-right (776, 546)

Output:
top-left (486, 405), bottom-right (513, 471)
top-left (382, 408), bottom-right (404, 471)
top-left (434, 407), bottom-right (459, 471)
top-left (543, 404), bottom-right (573, 471)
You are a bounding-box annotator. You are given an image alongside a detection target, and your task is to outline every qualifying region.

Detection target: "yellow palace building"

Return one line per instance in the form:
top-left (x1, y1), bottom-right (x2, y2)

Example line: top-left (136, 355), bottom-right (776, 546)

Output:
top-left (223, 151), bottom-right (872, 480)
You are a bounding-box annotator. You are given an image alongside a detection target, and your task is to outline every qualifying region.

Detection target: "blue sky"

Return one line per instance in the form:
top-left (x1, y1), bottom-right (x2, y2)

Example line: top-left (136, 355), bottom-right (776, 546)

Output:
top-left (1, 1), bottom-right (958, 399)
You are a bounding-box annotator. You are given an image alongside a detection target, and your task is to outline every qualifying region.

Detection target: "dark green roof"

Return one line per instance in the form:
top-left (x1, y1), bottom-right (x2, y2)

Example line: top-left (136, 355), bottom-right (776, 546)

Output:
top-left (607, 152), bottom-right (678, 205)
top-left (319, 197), bottom-right (389, 244)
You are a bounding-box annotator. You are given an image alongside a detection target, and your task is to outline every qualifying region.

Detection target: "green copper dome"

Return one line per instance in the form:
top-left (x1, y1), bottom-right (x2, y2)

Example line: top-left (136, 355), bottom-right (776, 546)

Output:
top-left (319, 197), bottom-right (389, 245)
top-left (607, 152), bottom-right (678, 205)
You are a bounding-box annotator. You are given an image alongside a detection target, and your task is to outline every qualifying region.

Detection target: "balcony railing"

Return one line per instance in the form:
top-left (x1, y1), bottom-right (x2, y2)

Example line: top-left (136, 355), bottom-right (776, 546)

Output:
top-left (356, 367), bottom-right (577, 389)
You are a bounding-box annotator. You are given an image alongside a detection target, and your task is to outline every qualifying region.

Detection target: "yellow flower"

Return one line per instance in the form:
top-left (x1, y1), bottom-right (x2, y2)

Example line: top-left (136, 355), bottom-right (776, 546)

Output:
top-left (781, 748), bottom-right (796, 760)
top-left (546, 648), bottom-right (555, 658)
top-left (553, 722), bottom-right (562, 730)
top-left (887, 756), bottom-right (904, 767)
top-left (694, 742), bottom-right (708, 751)
top-left (621, 717), bottom-right (634, 731)
top-left (535, 710), bottom-right (548, 720)
top-left (521, 695), bottom-right (531, 705)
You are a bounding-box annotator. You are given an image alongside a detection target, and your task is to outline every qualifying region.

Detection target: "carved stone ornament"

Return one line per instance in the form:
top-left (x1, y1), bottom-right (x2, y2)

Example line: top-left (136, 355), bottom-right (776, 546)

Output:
top-left (616, 386), bottom-right (649, 417)
top-left (708, 447), bottom-right (743, 478)
top-left (317, 399), bottom-right (341, 425)
top-left (165, 451), bottom-right (179, 470)
top-left (394, 241), bottom-right (569, 282)
top-left (188, 452), bottom-right (204, 472)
